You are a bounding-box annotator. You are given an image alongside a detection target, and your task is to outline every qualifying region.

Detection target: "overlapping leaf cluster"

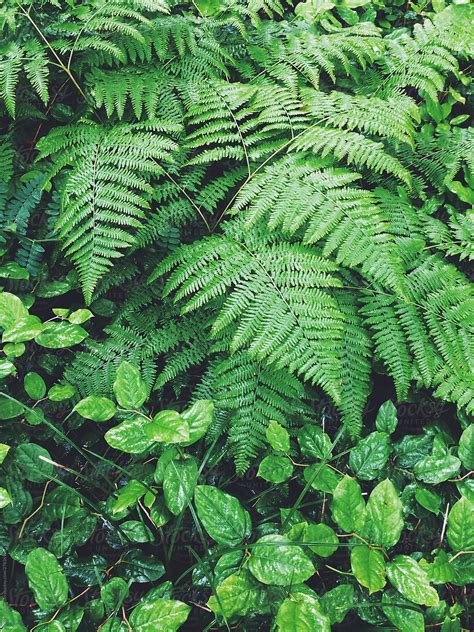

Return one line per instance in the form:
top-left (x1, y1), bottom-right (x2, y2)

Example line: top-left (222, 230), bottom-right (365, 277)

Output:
top-left (0, 0), bottom-right (473, 629)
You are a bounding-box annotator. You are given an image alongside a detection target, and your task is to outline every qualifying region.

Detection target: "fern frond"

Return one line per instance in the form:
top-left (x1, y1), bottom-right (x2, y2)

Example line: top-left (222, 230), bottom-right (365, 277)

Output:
top-left (289, 126), bottom-right (411, 185)
top-left (36, 120), bottom-right (180, 303)
top-left (235, 154), bottom-right (407, 293)
top-left (204, 351), bottom-right (309, 473)
top-left (0, 42), bottom-right (22, 117)
top-left (152, 226), bottom-right (345, 402)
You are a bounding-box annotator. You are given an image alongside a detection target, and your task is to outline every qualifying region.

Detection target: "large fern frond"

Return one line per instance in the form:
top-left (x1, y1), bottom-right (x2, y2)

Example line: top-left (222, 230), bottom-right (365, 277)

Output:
top-left (36, 120), bottom-right (180, 303)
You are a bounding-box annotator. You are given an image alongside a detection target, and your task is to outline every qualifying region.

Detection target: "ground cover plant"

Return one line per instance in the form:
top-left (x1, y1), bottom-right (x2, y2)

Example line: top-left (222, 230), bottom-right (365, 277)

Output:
top-left (0, 0), bottom-right (473, 629)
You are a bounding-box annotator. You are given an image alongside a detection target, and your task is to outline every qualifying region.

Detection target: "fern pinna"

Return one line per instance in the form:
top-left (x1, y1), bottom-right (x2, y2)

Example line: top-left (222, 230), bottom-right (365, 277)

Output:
top-left (1, 0), bottom-right (473, 471)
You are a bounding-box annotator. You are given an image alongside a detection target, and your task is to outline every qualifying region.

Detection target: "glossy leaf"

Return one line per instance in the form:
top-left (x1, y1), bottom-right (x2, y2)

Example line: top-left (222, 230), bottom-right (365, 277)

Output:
top-left (387, 555), bottom-right (439, 606)
top-left (381, 589), bottom-right (424, 632)
top-left (0, 292), bottom-right (28, 328)
top-left (207, 570), bottom-right (269, 619)
top-left (25, 548), bottom-right (68, 612)
top-left (349, 431), bottom-right (391, 480)
top-left (303, 523), bottom-right (338, 557)
top-left (266, 420), bottom-right (290, 453)
top-left (194, 485), bottom-right (251, 546)
top-left (113, 361), bottom-right (147, 409)
top-left (163, 458), bottom-right (198, 515)
top-left (258, 454), bottom-right (293, 483)
top-left (414, 454), bottom-right (461, 484)
top-left (248, 534), bottom-right (315, 586)
top-left (145, 410), bottom-right (189, 444)
top-left (298, 425), bottom-right (332, 460)
top-left (35, 321), bottom-right (88, 348)
top-left (129, 598), bottom-right (191, 631)
top-left (458, 425), bottom-right (474, 470)
top-left (303, 463), bottom-right (339, 493)
top-left (74, 396), bottom-right (116, 421)
top-left (23, 372), bottom-right (46, 400)
top-left (332, 475), bottom-right (366, 532)
top-left (366, 479), bottom-right (404, 547)
top-left (15, 443), bottom-right (53, 483)
top-left (180, 400), bottom-right (214, 446)
top-left (350, 545), bottom-right (386, 594)
top-left (105, 416), bottom-right (152, 453)
top-left (275, 593), bottom-right (330, 631)
top-left (447, 497), bottom-right (474, 551)
top-left (375, 400), bottom-right (398, 434)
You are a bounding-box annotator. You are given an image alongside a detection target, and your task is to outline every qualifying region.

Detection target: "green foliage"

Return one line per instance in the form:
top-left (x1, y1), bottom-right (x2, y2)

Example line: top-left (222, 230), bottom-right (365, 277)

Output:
top-left (0, 0), bottom-right (473, 629)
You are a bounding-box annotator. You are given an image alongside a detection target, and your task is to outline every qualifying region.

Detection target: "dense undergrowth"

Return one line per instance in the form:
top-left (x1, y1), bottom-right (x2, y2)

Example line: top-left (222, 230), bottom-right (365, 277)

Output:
top-left (0, 0), bottom-right (473, 630)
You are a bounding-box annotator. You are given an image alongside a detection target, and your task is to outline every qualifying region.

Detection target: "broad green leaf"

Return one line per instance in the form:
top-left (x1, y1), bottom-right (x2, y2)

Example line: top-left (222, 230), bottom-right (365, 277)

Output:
top-left (3, 342), bottom-right (26, 357)
top-left (0, 262), bottom-right (29, 279)
top-left (366, 479), bottom-right (404, 547)
top-left (48, 383), bottom-right (76, 401)
top-left (450, 551), bottom-right (474, 587)
top-left (68, 308), bottom-right (93, 324)
top-left (154, 447), bottom-right (179, 485)
top-left (15, 443), bottom-right (53, 483)
top-left (24, 372), bottom-right (46, 400)
top-left (113, 480), bottom-right (147, 515)
top-left (458, 425), bottom-right (474, 470)
top-left (350, 545), bottom-right (386, 594)
top-left (116, 550), bottom-right (164, 583)
top-left (129, 598), bottom-right (191, 632)
top-left (113, 361), bottom-right (147, 409)
top-left (163, 458), bottom-right (198, 515)
top-left (36, 322), bottom-right (88, 348)
top-left (320, 584), bottom-right (354, 625)
top-left (447, 497), bottom-right (474, 551)
top-left (145, 410), bottom-right (189, 443)
top-left (0, 396), bottom-right (24, 419)
top-left (303, 463), bottom-right (339, 493)
top-left (207, 570), bottom-right (269, 619)
top-left (214, 551), bottom-right (244, 585)
top-left (258, 454), bottom-right (293, 483)
top-left (414, 454), bottom-right (461, 484)
top-left (349, 431), bottom-right (391, 480)
top-left (101, 577), bottom-right (129, 613)
top-left (48, 511), bottom-right (97, 558)
top-left (180, 400), bottom-right (214, 445)
top-left (375, 400), bottom-right (398, 434)
top-left (105, 416), bottom-right (152, 453)
top-left (266, 420), bottom-right (290, 453)
top-left (74, 396), bottom-right (116, 421)
top-left (0, 359), bottom-right (15, 378)
top-left (0, 488), bottom-right (12, 509)
top-left (25, 548), bottom-right (68, 612)
top-left (2, 316), bottom-right (43, 343)
top-left (415, 487), bottom-right (441, 515)
top-left (194, 485), bottom-right (251, 546)
top-left (0, 598), bottom-right (26, 631)
top-left (381, 589), bottom-right (424, 632)
top-left (120, 520), bottom-right (153, 543)
top-left (43, 488), bottom-right (80, 521)
top-left (248, 534), bottom-right (315, 586)
top-left (298, 425), bottom-right (332, 460)
top-left (387, 555), bottom-right (439, 606)
top-left (394, 434), bottom-right (433, 468)
top-left (56, 605), bottom-right (84, 631)
top-left (0, 292), bottom-right (28, 328)
top-left (2, 475), bottom-right (33, 524)
top-left (303, 523), bottom-right (338, 557)
top-left (426, 550), bottom-right (455, 584)
top-left (275, 593), bottom-right (330, 631)
top-left (150, 497), bottom-right (171, 528)
top-left (0, 443), bottom-right (10, 465)
top-left (331, 475), bottom-right (366, 532)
